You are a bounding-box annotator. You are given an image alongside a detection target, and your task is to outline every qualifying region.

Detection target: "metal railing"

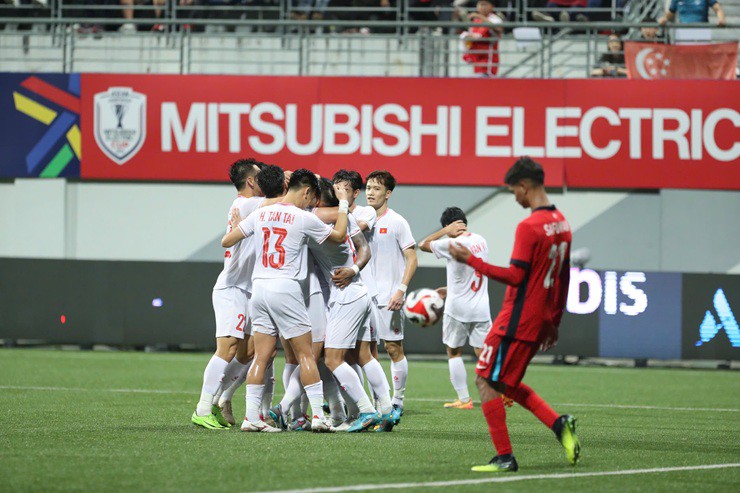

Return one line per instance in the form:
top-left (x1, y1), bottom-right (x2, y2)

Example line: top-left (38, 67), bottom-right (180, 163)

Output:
top-left (0, 16), bottom-right (737, 77)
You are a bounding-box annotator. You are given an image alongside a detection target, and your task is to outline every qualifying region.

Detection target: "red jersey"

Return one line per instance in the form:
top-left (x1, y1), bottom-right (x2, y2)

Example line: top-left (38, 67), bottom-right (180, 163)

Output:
top-left (468, 205), bottom-right (572, 343)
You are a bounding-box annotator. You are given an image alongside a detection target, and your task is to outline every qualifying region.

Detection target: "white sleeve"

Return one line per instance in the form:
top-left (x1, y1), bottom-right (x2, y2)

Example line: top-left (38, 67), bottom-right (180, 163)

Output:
top-left (354, 206), bottom-right (377, 230)
top-left (396, 217), bottom-right (416, 251)
top-left (239, 197), bottom-right (264, 217)
top-left (429, 238), bottom-right (452, 260)
top-left (304, 211), bottom-right (333, 245)
top-left (348, 214), bottom-right (361, 238)
top-left (237, 211), bottom-right (256, 238)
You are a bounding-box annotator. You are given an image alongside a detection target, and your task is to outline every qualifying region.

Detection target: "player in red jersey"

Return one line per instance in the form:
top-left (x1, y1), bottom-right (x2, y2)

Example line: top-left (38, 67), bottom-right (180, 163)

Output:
top-left (450, 157), bottom-right (581, 472)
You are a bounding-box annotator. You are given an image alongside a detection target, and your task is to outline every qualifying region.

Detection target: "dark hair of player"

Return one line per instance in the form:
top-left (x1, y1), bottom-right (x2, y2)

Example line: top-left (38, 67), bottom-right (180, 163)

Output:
top-left (228, 158), bottom-right (262, 191)
top-left (288, 169), bottom-right (320, 198)
top-left (257, 164), bottom-right (285, 198)
top-left (440, 207), bottom-right (467, 227)
top-left (366, 170), bottom-right (396, 191)
top-left (332, 169), bottom-right (363, 191)
top-left (318, 178), bottom-right (339, 207)
top-left (504, 157), bottom-right (545, 186)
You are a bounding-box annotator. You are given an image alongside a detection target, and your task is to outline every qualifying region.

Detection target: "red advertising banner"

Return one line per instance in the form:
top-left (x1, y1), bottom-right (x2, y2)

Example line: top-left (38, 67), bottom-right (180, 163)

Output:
top-left (625, 41), bottom-right (738, 81)
top-left (80, 75), bottom-right (740, 190)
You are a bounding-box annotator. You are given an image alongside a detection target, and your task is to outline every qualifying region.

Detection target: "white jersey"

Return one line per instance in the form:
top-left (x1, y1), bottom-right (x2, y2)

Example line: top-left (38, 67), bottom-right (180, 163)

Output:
top-left (214, 195), bottom-right (265, 292)
top-left (237, 202), bottom-right (332, 285)
top-left (369, 208), bottom-right (416, 306)
top-left (310, 214), bottom-right (368, 305)
top-left (352, 205), bottom-right (379, 300)
top-left (430, 232), bottom-right (491, 323)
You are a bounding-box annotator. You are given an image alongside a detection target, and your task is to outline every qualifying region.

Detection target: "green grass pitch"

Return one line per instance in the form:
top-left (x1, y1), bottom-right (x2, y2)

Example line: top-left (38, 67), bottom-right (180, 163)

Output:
top-left (0, 349), bottom-right (738, 492)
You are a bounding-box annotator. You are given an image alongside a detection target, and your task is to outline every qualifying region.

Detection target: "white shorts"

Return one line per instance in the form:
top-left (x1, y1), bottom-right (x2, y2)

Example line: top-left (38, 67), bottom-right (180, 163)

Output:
top-left (306, 291), bottom-right (328, 344)
top-left (373, 303), bottom-right (405, 342)
top-left (359, 298), bottom-right (378, 343)
top-left (212, 287), bottom-right (250, 339)
top-left (325, 294), bottom-right (372, 349)
top-left (250, 279), bottom-right (312, 340)
top-left (442, 313), bottom-right (491, 349)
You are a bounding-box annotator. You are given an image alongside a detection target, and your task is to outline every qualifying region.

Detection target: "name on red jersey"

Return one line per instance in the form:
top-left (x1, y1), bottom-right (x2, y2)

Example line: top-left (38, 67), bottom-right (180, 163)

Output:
top-left (259, 210), bottom-right (296, 225)
top-left (543, 221), bottom-right (570, 237)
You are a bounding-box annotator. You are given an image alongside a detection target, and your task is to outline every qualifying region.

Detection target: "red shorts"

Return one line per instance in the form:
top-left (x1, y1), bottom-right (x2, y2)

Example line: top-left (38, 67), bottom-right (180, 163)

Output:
top-left (475, 331), bottom-right (539, 389)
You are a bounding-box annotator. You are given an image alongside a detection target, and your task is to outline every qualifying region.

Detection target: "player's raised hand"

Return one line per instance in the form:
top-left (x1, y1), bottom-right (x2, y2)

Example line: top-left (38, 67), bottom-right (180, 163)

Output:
top-left (445, 220), bottom-right (467, 237)
top-left (388, 290), bottom-right (404, 311)
top-left (449, 241), bottom-right (472, 263)
top-left (332, 267), bottom-right (355, 288)
top-left (229, 208), bottom-right (243, 231)
top-left (333, 182), bottom-right (351, 202)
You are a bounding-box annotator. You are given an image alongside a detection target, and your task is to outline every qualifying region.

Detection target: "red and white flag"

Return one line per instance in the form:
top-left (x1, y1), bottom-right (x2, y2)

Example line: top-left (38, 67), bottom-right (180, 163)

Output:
top-left (625, 41), bottom-right (738, 80)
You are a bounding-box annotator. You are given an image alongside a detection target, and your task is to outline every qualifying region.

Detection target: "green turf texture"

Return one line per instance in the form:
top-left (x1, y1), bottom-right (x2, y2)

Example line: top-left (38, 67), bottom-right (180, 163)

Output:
top-left (0, 349), bottom-right (738, 492)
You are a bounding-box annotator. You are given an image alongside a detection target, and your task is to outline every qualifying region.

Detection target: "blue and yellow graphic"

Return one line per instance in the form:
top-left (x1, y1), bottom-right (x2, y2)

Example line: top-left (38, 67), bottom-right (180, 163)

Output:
top-left (1, 73), bottom-right (81, 178)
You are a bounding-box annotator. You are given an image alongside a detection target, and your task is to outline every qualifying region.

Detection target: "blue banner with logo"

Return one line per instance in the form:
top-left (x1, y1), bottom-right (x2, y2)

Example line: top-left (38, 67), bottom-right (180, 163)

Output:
top-left (0, 73), bottom-right (81, 178)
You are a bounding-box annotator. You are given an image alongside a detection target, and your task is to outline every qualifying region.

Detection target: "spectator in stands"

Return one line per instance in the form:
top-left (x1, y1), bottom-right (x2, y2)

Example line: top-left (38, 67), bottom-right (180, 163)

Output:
top-left (532, 0), bottom-right (586, 23)
top-left (640, 17), bottom-right (666, 42)
top-left (659, 0), bottom-right (726, 27)
top-left (460, 0), bottom-right (503, 77)
top-left (292, 0), bottom-right (330, 23)
top-left (591, 33), bottom-right (627, 77)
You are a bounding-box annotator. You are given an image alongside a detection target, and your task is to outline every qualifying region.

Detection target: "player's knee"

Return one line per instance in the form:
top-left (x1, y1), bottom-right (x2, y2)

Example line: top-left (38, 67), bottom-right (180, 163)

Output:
top-left (447, 346), bottom-right (463, 358)
top-left (385, 341), bottom-right (403, 359)
top-left (324, 353), bottom-right (342, 371)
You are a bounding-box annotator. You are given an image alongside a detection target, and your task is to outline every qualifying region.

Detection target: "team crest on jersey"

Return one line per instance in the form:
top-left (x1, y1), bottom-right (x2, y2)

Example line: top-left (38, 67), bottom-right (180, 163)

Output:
top-left (94, 87), bottom-right (146, 165)
top-left (380, 228), bottom-right (388, 234)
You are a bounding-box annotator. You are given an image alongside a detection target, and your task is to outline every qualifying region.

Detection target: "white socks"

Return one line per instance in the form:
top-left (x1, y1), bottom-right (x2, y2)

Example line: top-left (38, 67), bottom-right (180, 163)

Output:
top-left (279, 365), bottom-right (304, 412)
top-left (282, 363), bottom-right (298, 391)
top-left (390, 357), bottom-right (408, 408)
top-left (261, 363), bottom-right (275, 417)
top-left (448, 356), bottom-right (470, 402)
top-left (218, 358), bottom-right (251, 405)
top-left (351, 363), bottom-right (365, 388)
top-left (363, 359), bottom-right (393, 415)
top-left (332, 363), bottom-right (375, 414)
top-left (197, 355), bottom-right (228, 416)
top-left (304, 381), bottom-right (325, 420)
top-left (245, 383), bottom-right (264, 422)
top-left (319, 363), bottom-right (347, 422)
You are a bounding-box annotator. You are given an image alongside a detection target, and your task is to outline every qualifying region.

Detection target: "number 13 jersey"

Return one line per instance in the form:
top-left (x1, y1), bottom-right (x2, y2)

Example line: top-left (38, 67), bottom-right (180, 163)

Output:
top-left (237, 202), bottom-right (332, 285)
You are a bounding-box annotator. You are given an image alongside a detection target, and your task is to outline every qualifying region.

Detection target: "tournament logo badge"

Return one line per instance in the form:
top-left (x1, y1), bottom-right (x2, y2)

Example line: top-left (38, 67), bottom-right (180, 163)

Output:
top-left (94, 87), bottom-right (146, 165)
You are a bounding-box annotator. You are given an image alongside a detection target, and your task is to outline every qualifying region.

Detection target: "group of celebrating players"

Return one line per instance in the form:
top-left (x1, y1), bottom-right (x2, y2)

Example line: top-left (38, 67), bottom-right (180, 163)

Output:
top-left (191, 156), bottom-right (581, 472)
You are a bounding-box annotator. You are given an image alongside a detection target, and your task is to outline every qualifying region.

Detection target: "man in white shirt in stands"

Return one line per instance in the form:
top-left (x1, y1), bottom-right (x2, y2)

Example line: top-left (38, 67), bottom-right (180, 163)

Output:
top-left (221, 169), bottom-right (351, 432)
top-left (191, 158), bottom-right (265, 430)
top-left (419, 207), bottom-right (492, 410)
top-left (364, 170), bottom-right (418, 418)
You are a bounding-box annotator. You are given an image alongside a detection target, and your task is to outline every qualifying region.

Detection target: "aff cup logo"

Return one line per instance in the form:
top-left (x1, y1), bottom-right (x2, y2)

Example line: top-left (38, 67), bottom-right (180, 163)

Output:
top-left (114, 103), bottom-right (126, 129)
top-left (94, 87), bottom-right (146, 165)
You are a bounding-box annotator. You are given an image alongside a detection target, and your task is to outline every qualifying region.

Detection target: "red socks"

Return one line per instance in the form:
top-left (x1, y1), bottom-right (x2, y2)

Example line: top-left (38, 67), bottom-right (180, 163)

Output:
top-left (509, 383), bottom-right (559, 429)
top-left (481, 398), bottom-right (512, 456)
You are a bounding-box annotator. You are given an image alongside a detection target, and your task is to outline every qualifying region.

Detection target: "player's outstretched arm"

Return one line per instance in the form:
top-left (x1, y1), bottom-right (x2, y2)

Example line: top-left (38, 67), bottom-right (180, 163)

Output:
top-left (221, 209), bottom-right (254, 247)
top-left (448, 242), bottom-right (527, 287)
top-left (418, 220), bottom-right (466, 253)
top-left (332, 231), bottom-right (371, 289)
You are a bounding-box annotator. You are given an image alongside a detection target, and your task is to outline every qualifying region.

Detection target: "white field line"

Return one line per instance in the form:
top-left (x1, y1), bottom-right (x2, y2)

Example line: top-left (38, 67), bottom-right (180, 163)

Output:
top-left (250, 463), bottom-right (740, 493)
top-left (0, 386), bottom-right (738, 413)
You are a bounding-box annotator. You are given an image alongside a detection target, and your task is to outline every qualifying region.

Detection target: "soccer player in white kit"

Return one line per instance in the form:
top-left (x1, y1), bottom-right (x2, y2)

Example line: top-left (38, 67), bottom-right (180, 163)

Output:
top-left (222, 169), bottom-right (351, 432)
top-left (365, 170), bottom-right (418, 416)
top-left (215, 164), bottom-right (288, 425)
top-left (419, 207), bottom-right (492, 410)
top-left (331, 170), bottom-right (398, 429)
top-left (191, 159), bottom-right (265, 430)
